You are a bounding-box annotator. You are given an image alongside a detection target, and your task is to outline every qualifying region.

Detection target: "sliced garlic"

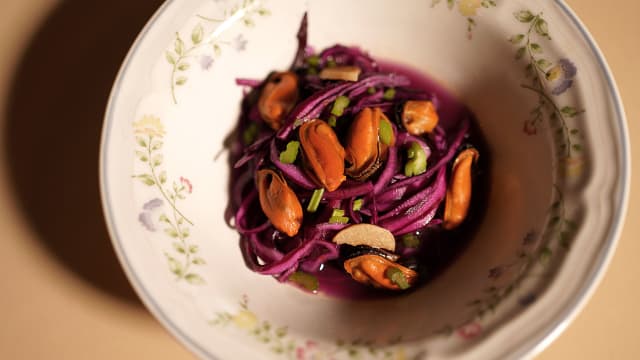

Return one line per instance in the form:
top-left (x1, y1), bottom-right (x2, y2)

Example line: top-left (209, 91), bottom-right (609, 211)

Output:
top-left (332, 223), bottom-right (396, 252)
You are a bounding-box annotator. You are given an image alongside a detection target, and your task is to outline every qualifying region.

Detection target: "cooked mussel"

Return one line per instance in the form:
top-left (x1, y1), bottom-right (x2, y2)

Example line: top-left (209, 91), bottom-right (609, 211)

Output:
top-left (298, 119), bottom-right (346, 192)
top-left (344, 107), bottom-right (395, 181)
top-left (443, 147), bottom-right (479, 230)
top-left (341, 245), bottom-right (418, 291)
top-left (399, 100), bottom-right (439, 136)
top-left (258, 71), bottom-right (299, 130)
top-left (256, 169), bottom-right (303, 237)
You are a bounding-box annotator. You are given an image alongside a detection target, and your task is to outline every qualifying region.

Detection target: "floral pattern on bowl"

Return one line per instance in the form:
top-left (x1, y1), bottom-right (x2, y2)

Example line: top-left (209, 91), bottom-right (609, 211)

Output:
top-left (100, 0), bottom-right (629, 359)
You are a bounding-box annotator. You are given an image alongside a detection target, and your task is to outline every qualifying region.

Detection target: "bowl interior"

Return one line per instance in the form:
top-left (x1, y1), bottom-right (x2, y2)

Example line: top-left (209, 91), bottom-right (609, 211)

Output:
top-left (102, 0), bottom-right (626, 358)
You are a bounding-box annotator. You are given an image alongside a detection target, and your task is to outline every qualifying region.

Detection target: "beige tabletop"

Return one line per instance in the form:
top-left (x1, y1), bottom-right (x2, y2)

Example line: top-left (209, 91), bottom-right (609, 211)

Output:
top-left (0, 1), bottom-right (636, 359)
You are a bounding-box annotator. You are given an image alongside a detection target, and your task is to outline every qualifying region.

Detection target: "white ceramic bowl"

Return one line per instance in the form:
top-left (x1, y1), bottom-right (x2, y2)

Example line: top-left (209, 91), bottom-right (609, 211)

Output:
top-left (100, 0), bottom-right (629, 359)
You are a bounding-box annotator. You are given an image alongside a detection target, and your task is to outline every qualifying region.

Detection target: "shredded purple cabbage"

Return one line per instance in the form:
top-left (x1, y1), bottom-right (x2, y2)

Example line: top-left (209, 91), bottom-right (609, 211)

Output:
top-left (226, 14), bottom-right (480, 290)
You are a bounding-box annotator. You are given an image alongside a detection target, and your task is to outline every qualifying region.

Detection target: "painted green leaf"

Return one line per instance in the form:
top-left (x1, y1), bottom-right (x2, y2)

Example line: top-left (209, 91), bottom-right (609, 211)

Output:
top-left (514, 10), bottom-right (535, 23)
top-left (525, 63), bottom-right (534, 77)
top-left (165, 51), bottom-right (176, 65)
top-left (174, 35), bottom-right (185, 55)
top-left (510, 34), bottom-right (525, 44)
top-left (188, 244), bottom-right (198, 253)
top-left (181, 228), bottom-right (190, 238)
top-left (275, 326), bottom-right (288, 338)
top-left (164, 228), bottom-right (179, 238)
top-left (257, 8), bottom-right (271, 16)
top-left (213, 43), bottom-right (222, 56)
top-left (515, 47), bottom-right (526, 60)
top-left (151, 140), bottom-right (163, 150)
top-left (535, 18), bottom-right (550, 38)
top-left (176, 76), bottom-right (188, 86)
top-left (185, 273), bottom-right (205, 284)
top-left (537, 58), bottom-right (552, 69)
top-left (191, 24), bottom-right (204, 45)
top-left (530, 43), bottom-right (543, 53)
top-left (159, 214), bottom-right (170, 223)
top-left (570, 128), bottom-right (580, 135)
top-left (539, 247), bottom-right (552, 265)
top-left (430, 0), bottom-right (442, 6)
top-left (159, 171), bottom-right (167, 184)
top-left (135, 151), bottom-right (148, 162)
top-left (167, 256), bottom-right (183, 276)
top-left (138, 174), bottom-right (155, 186)
top-left (447, 0), bottom-right (455, 9)
top-left (136, 136), bottom-right (147, 147)
top-left (177, 63), bottom-right (190, 71)
top-left (192, 257), bottom-right (207, 265)
top-left (173, 242), bottom-right (186, 253)
top-left (572, 144), bottom-right (582, 152)
top-left (243, 17), bottom-right (255, 27)
top-left (561, 106), bottom-right (582, 117)
top-left (152, 154), bottom-right (163, 167)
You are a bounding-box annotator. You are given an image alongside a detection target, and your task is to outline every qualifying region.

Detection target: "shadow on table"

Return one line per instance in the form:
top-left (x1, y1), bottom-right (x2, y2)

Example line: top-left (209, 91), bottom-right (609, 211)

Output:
top-left (3, 0), bottom-right (164, 307)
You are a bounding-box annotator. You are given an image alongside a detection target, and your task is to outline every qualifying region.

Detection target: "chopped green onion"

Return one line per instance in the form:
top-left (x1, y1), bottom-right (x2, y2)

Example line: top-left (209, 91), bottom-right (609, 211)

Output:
top-left (402, 234), bottom-right (421, 248)
top-left (367, 86), bottom-right (376, 95)
top-left (353, 198), bottom-right (363, 211)
top-left (307, 188), bottom-right (324, 213)
top-left (404, 142), bottom-right (428, 177)
top-left (306, 55), bottom-right (320, 67)
top-left (329, 216), bottom-right (350, 224)
top-left (331, 208), bottom-right (345, 217)
top-left (328, 115), bottom-right (337, 127)
top-left (385, 267), bottom-right (410, 290)
top-left (379, 119), bottom-right (393, 145)
top-left (331, 96), bottom-right (350, 117)
top-left (289, 271), bottom-right (319, 292)
top-left (307, 67), bottom-right (318, 76)
top-left (382, 88), bottom-right (396, 101)
top-left (242, 123), bottom-right (259, 145)
top-left (279, 141), bottom-right (300, 164)
top-left (327, 59), bottom-right (337, 67)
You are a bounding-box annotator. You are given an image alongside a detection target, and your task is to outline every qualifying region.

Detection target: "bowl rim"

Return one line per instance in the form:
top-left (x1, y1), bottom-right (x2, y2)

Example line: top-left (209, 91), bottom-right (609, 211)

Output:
top-left (98, 1), bottom-right (631, 359)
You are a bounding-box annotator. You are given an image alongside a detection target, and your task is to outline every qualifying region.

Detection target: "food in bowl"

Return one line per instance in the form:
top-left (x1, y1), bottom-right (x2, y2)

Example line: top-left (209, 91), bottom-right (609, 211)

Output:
top-left (227, 14), bottom-right (488, 298)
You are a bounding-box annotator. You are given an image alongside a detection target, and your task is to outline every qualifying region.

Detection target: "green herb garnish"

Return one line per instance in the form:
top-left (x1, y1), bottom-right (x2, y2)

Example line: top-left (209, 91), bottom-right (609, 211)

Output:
top-left (289, 271), bottom-right (319, 292)
top-left (279, 141), bottom-right (300, 164)
top-left (379, 119), bottom-right (393, 145)
top-left (404, 141), bottom-right (427, 177)
top-left (242, 123), bottom-right (259, 145)
top-left (401, 234), bottom-right (421, 248)
top-left (385, 267), bottom-right (410, 290)
top-left (352, 198), bottom-right (363, 211)
top-left (307, 188), bottom-right (324, 213)
top-left (382, 88), bottom-right (396, 101)
top-left (331, 96), bottom-right (350, 117)
top-left (306, 55), bottom-right (320, 67)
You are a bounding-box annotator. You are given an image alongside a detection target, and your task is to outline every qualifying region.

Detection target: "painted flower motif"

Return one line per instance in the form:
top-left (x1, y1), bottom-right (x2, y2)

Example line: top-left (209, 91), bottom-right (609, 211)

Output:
top-left (458, 0), bottom-right (482, 17)
top-left (523, 119), bottom-right (538, 135)
top-left (232, 34), bottom-right (248, 51)
top-left (457, 322), bottom-right (482, 340)
top-left (133, 115), bottom-right (166, 137)
top-left (546, 59), bottom-right (577, 95)
top-left (522, 230), bottom-right (537, 246)
top-left (180, 176), bottom-right (193, 193)
top-left (519, 292), bottom-right (537, 307)
top-left (488, 266), bottom-right (504, 279)
top-left (564, 156), bottom-right (585, 178)
top-left (138, 198), bottom-right (164, 231)
top-left (232, 309), bottom-right (258, 330)
top-left (200, 55), bottom-right (214, 70)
